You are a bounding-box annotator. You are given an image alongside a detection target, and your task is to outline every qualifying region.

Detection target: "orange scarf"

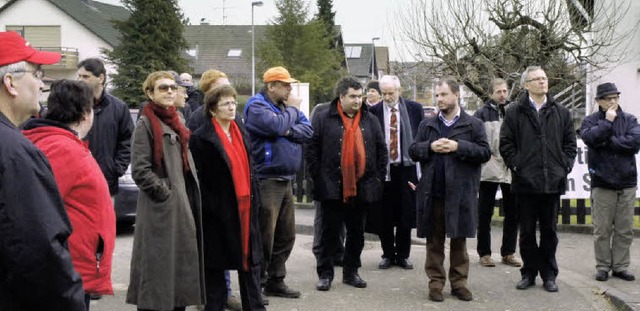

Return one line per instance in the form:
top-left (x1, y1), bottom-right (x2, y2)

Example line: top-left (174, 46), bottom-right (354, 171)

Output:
top-left (337, 102), bottom-right (366, 203)
top-left (212, 118), bottom-right (251, 271)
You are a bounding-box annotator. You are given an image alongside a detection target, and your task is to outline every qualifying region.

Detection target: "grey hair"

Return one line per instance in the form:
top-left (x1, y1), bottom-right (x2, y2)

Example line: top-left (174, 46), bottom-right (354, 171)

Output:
top-left (379, 75), bottom-right (401, 89)
top-left (520, 66), bottom-right (543, 86)
top-left (0, 61), bottom-right (27, 79)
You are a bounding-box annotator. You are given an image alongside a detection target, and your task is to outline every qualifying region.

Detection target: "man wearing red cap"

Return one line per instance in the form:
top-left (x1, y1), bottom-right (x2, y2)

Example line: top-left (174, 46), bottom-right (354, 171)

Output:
top-left (244, 66), bottom-right (312, 299)
top-left (0, 31), bottom-right (86, 310)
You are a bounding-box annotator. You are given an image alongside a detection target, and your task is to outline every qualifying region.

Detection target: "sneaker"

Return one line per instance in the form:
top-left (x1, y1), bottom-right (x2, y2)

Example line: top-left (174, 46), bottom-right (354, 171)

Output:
top-left (502, 254), bottom-right (522, 267)
top-left (264, 280), bottom-right (301, 298)
top-left (225, 294), bottom-right (242, 311)
top-left (479, 255), bottom-right (495, 267)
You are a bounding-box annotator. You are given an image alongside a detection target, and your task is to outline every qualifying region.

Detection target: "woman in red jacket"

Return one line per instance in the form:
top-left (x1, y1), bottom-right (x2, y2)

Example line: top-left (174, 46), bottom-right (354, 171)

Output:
top-left (23, 79), bottom-right (115, 310)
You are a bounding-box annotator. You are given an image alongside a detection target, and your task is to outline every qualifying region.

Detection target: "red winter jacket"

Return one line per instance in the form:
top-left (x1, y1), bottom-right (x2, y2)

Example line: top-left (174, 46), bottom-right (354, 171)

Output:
top-left (23, 120), bottom-right (115, 295)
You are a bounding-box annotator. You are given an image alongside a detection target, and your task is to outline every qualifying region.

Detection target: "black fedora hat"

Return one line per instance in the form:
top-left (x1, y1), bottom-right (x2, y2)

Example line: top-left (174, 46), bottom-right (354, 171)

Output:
top-left (595, 82), bottom-right (621, 99)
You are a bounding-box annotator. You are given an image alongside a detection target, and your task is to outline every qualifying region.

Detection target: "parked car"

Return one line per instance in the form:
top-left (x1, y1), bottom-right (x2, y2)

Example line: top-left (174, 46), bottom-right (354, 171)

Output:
top-left (423, 106), bottom-right (437, 118)
top-left (114, 109), bottom-right (139, 225)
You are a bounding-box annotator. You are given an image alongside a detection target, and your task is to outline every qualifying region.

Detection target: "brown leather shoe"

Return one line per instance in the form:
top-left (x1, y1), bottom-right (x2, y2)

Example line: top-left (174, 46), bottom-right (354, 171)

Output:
top-left (502, 254), bottom-right (522, 267)
top-left (451, 287), bottom-right (473, 301)
top-left (479, 255), bottom-right (495, 267)
top-left (428, 288), bottom-right (444, 302)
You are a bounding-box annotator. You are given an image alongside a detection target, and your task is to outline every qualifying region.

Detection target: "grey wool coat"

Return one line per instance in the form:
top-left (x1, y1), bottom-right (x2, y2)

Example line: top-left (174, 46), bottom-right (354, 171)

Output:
top-left (409, 109), bottom-right (491, 239)
top-left (126, 115), bottom-right (205, 310)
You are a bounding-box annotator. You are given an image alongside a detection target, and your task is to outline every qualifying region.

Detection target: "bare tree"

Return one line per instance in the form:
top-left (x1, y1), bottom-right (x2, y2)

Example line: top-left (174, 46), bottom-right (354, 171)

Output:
top-left (394, 0), bottom-right (639, 102)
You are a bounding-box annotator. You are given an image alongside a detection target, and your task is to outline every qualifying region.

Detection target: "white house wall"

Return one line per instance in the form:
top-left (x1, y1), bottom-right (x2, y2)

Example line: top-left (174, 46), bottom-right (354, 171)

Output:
top-left (590, 0), bottom-right (640, 117)
top-left (0, 0), bottom-right (117, 81)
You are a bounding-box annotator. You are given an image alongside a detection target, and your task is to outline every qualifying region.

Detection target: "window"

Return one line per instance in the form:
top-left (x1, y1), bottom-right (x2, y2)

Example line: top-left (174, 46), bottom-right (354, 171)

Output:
top-left (227, 49), bottom-right (242, 58)
top-left (5, 25), bottom-right (61, 48)
top-left (344, 46), bottom-right (362, 58)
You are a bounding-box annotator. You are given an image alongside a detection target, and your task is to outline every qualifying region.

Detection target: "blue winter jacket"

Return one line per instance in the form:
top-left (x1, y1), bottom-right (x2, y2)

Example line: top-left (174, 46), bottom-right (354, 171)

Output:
top-left (579, 106), bottom-right (640, 190)
top-left (243, 90), bottom-right (313, 180)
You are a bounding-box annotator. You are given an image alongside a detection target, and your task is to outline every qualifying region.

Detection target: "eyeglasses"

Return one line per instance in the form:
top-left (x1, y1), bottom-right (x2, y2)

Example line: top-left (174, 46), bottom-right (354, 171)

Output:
top-left (526, 77), bottom-right (548, 83)
top-left (219, 100), bottom-right (238, 108)
top-left (600, 95), bottom-right (620, 102)
top-left (155, 84), bottom-right (178, 92)
top-left (12, 69), bottom-right (44, 79)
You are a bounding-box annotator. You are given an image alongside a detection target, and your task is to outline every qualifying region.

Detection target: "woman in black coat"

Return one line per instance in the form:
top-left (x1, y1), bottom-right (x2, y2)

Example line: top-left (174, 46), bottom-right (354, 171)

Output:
top-left (189, 85), bottom-right (264, 311)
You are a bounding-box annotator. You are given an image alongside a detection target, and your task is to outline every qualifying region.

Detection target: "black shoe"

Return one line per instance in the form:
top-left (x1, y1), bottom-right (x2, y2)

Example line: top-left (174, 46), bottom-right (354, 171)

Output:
top-left (264, 280), bottom-right (301, 298)
top-left (396, 258), bottom-right (414, 270)
top-left (543, 280), bottom-right (558, 292)
top-left (316, 278), bottom-right (331, 291)
top-left (343, 273), bottom-right (367, 288)
top-left (378, 257), bottom-right (393, 269)
top-left (451, 287), bottom-right (473, 301)
top-left (516, 276), bottom-right (535, 290)
top-left (89, 294), bottom-right (102, 300)
top-left (612, 270), bottom-right (636, 281)
top-left (595, 270), bottom-right (608, 281)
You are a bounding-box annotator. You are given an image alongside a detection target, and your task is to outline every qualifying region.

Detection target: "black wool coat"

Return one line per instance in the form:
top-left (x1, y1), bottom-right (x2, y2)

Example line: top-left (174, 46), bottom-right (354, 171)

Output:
top-left (305, 98), bottom-right (388, 204)
top-left (409, 109), bottom-right (490, 238)
top-left (189, 118), bottom-right (263, 269)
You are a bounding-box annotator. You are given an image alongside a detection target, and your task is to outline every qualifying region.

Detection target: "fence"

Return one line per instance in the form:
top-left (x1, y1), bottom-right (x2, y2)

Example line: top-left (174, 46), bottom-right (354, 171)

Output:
top-left (293, 158), bottom-right (640, 225)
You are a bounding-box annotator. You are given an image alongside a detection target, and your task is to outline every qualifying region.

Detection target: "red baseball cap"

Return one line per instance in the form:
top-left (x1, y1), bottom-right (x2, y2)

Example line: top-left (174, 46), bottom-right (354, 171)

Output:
top-left (0, 31), bottom-right (61, 67)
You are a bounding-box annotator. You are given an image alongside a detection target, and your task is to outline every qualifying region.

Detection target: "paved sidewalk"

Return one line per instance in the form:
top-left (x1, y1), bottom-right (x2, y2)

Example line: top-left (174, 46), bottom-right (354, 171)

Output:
top-left (91, 206), bottom-right (639, 311)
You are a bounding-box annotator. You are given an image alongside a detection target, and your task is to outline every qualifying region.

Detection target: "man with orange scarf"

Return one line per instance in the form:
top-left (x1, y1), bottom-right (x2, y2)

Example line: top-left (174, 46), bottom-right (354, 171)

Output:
top-left (306, 77), bottom-right (388, 291)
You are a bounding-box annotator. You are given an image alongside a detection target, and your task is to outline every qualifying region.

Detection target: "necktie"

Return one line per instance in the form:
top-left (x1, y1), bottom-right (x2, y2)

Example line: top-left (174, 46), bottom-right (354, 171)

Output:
top-left (390, 107), bottom-right (398, 160)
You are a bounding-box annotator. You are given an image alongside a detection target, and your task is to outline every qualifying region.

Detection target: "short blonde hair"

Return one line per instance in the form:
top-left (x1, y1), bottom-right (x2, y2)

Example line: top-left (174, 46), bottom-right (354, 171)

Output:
top-left (199, 69), bottom-right (228, 93)
top-left (142, 71), bottom-right (174, 99)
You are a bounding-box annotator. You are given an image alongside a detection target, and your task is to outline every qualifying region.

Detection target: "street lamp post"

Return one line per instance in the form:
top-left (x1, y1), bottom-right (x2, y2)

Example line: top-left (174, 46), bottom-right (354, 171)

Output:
top-left (251, 1), bottom-right (263, 95)
top-left (371, 37), bottom-right (380, 80)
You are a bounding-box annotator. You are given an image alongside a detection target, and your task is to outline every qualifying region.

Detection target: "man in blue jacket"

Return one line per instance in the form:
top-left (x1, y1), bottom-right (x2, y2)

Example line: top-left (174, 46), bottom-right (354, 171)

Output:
top-left (580, 82), bottom-right (640, 282)
top-left (244, 66), bottom-right (312, 298)
top-left (0, 31), bottom-right (85, 311)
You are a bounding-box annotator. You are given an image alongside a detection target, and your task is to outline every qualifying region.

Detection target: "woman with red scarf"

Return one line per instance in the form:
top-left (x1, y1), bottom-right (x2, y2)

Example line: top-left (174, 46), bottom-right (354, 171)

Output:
top-left (189, 84), bottom-right (265, 311)
top-left (126, 71), bottom-right (205, 311)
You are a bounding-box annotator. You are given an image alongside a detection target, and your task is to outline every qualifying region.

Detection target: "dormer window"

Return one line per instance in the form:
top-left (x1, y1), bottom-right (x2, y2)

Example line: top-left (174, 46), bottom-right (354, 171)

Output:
top-left (227, 49), bottom-right (242, 58)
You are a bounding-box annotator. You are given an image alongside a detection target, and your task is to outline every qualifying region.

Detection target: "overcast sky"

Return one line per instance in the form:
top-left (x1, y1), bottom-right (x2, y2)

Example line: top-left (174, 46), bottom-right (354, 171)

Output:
top-left (99, 0), bottom-right (413, 61)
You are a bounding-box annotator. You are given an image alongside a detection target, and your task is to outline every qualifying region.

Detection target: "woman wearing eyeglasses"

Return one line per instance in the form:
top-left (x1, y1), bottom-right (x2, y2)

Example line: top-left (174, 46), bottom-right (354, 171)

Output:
top-left (126, 71), bottom-right (205, 311)
top-left (189, 84), bottom-right (265, 311)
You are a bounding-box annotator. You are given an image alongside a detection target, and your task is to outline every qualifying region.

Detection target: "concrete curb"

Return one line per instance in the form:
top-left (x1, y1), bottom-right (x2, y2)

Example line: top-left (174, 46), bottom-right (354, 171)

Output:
top-left (294, 202), bottom-right (639, 311)
top-left (294, 202), bottom-right (640, 236)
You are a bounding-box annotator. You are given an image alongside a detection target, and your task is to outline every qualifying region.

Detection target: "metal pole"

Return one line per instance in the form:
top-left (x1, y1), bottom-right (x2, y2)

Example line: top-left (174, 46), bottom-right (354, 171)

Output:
top-left (251, 5), bottom-right (256, 95)
top-left (251, 1), bottom-right (263, 95)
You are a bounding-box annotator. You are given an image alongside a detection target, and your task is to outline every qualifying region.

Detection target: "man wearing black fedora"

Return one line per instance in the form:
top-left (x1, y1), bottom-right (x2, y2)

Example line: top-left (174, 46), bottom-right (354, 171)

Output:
top-left (579, 82), bottom-right (640, 282)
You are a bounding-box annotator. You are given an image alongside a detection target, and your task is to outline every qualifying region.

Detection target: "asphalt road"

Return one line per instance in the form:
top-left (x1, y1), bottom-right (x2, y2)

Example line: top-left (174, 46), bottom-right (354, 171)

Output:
top-left (90, 222), bottom-right (626, 311)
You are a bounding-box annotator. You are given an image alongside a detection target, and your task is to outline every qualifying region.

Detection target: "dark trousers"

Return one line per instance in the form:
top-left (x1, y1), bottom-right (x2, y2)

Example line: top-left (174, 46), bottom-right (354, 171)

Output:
top-left (312, 200), bottom-right (345, 263)
top-left (517, 193), bottom-right (559, 281)
top-left (476, 181), bottom-right (518, 257)
top-left (379, 165), bottom-right (414, 260)
top-left (258, 179), bottom-right (296, 284)
top-left (85, 294), bottom-right (91, 311)
top-left (204, 265), bottom-right (265, 311)
top-left (317, 199), bottom-right (366, 280)
top-left (425, 199), bottom-right (469, 290)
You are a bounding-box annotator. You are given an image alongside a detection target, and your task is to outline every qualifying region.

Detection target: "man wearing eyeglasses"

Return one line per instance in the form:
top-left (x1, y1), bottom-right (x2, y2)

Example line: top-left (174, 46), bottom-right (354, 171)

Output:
top-left (0, 31), bottom-right (85, 310)
top-left (499, 66), bottom-right (577, 293)
top-left (77, 58), bottom-right (134, 205)
top-left (580, 83), bottom-right (640, 283)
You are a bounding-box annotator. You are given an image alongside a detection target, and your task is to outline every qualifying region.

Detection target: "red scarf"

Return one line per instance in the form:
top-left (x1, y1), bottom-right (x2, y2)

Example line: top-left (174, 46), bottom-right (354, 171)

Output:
top-left (142, 102), bottom-right (191, 172)
top-left (212, 118), bottom-right (251, 271)
top-left (337, 102), bottom-right (366, 203)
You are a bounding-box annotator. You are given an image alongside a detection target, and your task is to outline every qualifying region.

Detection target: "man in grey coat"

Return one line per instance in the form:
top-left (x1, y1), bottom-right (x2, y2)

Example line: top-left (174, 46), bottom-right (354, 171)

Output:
top-left (409, 79), bottom-right (490, 302)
